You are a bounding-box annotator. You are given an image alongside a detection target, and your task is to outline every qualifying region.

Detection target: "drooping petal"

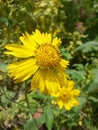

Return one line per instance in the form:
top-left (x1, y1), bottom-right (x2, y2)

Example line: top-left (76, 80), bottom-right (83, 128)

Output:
top-left (32, 69), bottom-right (47, 93)
top-left (45, 69), bottom-right (62, 93)
top-left (54, 68), bottom-right (68, 87)
top-left (31, 68), bottom-right (66, 94)
top-left (4, 44), bottom-right (35, 58)
top-left (39, 76), bottom-right (46, 93)
top-left (31, 69), bottom-right (41, 91)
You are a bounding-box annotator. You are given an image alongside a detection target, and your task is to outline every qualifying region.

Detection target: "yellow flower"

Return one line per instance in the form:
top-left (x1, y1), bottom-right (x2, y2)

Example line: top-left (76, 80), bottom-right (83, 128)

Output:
top-left (51, 80), bottom-right (80, 110)
top-left (5, 29), bottom-right (69, 93)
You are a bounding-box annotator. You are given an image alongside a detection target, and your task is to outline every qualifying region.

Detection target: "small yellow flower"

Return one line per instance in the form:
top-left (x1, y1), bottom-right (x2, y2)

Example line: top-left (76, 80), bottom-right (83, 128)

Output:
top-left (51, 80), bottom-right (80, 110)
top-left (5, 29), bottom-right (69, 93)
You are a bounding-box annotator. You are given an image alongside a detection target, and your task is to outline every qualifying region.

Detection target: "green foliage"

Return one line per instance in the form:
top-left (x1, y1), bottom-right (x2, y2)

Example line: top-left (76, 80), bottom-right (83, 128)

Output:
top-left (43, 106), bottom-right (54, 130)
top-left (24, 119), bottom-right (38, 130)
top-left (0, 0), bottom-right (98, 130)
top-left (76, 40), bottom-right (98, 53)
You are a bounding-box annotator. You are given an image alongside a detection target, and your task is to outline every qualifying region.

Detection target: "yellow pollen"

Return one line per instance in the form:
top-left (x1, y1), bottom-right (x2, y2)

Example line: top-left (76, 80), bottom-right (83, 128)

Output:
top-left (35, 44), bottom-right (61, 68)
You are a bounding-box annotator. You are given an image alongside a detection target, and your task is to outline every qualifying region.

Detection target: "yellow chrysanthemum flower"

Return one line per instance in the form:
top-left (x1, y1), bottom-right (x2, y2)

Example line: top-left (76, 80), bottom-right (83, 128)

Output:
top-left (51, 80), bottom-right (80, 110)
top-left (5, 29), bottom-right (69, 93)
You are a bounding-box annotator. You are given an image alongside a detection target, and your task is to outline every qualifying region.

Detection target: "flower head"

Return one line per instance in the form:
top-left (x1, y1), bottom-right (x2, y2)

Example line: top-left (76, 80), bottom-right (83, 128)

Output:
top-left (51, 80), bottom-right (80, 110)
top-left (5, 29), bottom-right (69, 93)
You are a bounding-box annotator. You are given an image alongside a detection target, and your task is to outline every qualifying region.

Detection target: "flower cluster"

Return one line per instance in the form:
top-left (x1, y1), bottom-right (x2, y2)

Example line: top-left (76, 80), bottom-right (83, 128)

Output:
top-left (5, 29), bottom-right (80, 110)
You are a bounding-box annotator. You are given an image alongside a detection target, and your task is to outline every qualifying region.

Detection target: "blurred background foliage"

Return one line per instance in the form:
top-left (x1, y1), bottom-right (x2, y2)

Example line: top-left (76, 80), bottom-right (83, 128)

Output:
top-left (0, 0), bottom-right (98, 130)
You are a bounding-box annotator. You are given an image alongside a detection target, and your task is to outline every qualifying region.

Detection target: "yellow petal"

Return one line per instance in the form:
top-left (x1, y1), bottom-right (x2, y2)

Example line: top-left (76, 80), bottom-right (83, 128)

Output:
top-left (39, 76), bottom-right (46, 93)
top-left (42, 33), bottom-right (52, 44)
top-left (31, 69), bottom-right (41, 91)
top-left (71, 98), bottom-right (80, 106)
top-left (67, 80), bottom-right (75, 90)
top-left (20, 32), bottom-right (37, 50)
top-left (4, 44), bottom-right (35, 58)
top-left (7, 58), bottom-right (38, 82)
top-left (45, 69), bottom-right (61, 93)
top-left (60, 59), bottom-right (69, 69)
top-left (58, 100), bottom-right (63, 109)
top-left (64, 103), bottom-right (71, 111)
top-left (52, 37), bottom-right (61, 47)
top-left (56, 71), bottom-right (68, 87)
top-left (72, 89), bottom-right (80, 96)
top-left (32, 29), bottom-right (43, 44)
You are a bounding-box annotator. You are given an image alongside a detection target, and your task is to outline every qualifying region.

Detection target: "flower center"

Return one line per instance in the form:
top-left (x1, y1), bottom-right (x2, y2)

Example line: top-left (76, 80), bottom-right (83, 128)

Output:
top-left (35, 44), bottom-right (61, 68)
top-left (60, 90), bottom-right (71, 101)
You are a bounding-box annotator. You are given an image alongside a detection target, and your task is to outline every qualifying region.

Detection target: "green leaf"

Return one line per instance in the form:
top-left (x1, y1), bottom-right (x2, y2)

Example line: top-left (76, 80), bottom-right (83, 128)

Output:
top-left (92, 68), bottom-right (98, 82)
top-left (88, 81), bottom-right (98, 93)
top-left (78, 96), bottom-right (87, 108)
top-left (24, 119), bottom-right (38, 130)
top-left (67, 69), bottom-right (84, 82)
top-left (37, 114), bottom-right (46, 126)
top-left (1, 91), bottom-right (15, 106)
top-left (60, 47), bottom-right (72, 60)
top-left (89, 96), bottom-right (98, 103)
top-left (30, 91), bottom-right (46, 99)
top-left (84, 118), bottom-right (92, 130)
top-left (76, 41), bottom-right (98, 53)
top-left (44, 106), bottom-right (54, 130)
top-left (73, 64), bottom-right (84, 70)
top-left (1, 95), bottom-right (10, 105)
top-left (88, 68), bottom-right (98, 93)
top-left (0, 62), bottom-right (7, 72)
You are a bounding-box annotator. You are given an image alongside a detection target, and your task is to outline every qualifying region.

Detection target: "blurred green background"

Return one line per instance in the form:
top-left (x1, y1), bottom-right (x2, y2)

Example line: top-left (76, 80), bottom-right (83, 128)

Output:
top-left (0, 0), bottom-right (98, 130)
